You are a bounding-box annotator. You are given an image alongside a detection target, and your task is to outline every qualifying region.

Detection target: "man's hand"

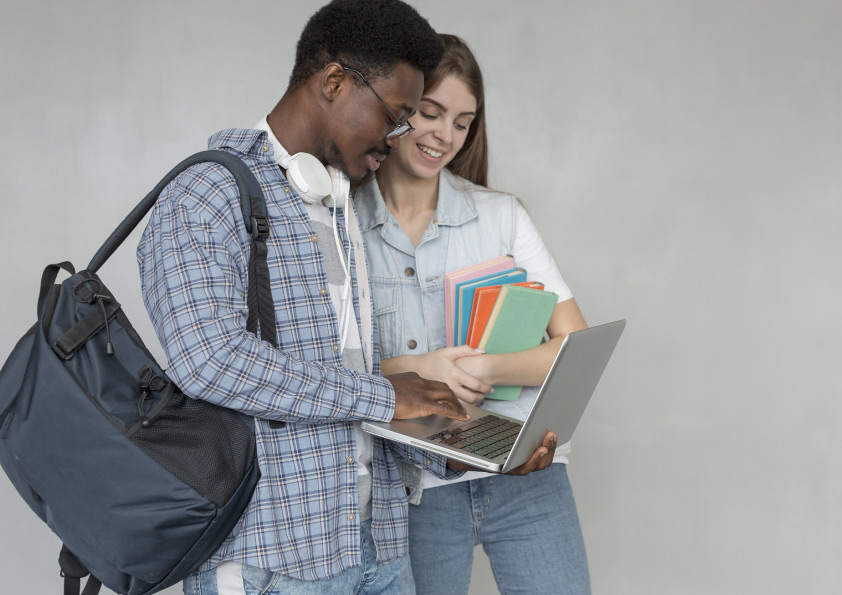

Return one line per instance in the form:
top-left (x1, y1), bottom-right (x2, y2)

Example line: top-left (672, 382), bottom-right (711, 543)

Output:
top-left (387, 372), bottom-right (470, 421)
top-left (447, 430), bottom-right (558, 475)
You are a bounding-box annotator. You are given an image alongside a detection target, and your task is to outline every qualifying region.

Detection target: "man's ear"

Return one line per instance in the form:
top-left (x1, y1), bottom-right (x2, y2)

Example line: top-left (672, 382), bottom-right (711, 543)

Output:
top-left (320, 63), bottom-right (347, 102)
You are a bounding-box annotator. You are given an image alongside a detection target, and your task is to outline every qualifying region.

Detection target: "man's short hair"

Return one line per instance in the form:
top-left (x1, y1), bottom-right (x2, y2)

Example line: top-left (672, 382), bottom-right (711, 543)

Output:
top-left (290, 0), bottom-right (443, 88)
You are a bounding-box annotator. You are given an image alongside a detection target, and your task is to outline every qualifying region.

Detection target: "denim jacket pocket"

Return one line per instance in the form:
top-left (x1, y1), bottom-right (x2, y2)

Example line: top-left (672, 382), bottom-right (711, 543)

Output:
top-left (370, 282), bottom-right (399, 359)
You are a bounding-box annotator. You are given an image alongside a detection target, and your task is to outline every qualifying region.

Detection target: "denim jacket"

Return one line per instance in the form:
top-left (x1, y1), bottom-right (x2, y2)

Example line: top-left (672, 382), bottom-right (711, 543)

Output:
top-left (356, 169), bottom-right (532, 502)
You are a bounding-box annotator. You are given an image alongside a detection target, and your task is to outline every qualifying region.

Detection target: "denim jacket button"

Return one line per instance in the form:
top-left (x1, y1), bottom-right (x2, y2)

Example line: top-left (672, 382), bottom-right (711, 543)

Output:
top-left (404, 267), bottom-right (415, 277)
top-left (407, 340), bottom-right (417, 350)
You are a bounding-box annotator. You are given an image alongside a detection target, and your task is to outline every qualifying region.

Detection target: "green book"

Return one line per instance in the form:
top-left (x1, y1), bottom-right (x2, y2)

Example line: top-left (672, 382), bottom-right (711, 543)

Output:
top-left (477, 285), bottom-right (558, 401)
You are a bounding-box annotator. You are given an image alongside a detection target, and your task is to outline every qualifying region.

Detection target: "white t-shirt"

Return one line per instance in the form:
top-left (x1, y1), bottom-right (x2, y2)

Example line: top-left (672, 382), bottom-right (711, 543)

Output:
top-left (422, 200), bottom-right (573, 489)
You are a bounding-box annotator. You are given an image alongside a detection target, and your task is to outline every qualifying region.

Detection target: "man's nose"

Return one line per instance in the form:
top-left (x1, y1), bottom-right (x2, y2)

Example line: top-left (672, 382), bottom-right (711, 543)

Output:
top-left (384, 134), bottom-right (400, 151)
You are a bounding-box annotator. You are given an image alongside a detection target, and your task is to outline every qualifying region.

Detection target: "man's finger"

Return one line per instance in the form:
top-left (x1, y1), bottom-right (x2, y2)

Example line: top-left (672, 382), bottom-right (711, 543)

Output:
top-left (512, 447), bottom-right (548, 475)
top-left (433, 398), bottom-right (470, 421)
top-left (536, 432), bottom-right (557, 471)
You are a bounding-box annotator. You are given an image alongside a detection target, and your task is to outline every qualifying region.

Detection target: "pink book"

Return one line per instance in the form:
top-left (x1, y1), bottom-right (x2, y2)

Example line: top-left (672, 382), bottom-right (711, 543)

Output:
top-left (444, 255), bottom-right (515, 347)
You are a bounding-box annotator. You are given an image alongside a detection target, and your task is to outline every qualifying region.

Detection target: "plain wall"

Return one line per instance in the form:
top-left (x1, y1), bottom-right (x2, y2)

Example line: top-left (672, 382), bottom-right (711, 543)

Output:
top-left (1, 1), bottom-right (839, 593)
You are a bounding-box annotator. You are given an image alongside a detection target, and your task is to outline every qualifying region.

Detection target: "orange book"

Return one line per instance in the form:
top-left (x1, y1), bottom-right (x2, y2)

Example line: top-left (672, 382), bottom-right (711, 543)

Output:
top-left (466, 281), bottom-right (544, 349)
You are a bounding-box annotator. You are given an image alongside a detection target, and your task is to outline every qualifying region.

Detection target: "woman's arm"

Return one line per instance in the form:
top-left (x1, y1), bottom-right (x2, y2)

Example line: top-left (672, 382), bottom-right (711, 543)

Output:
top-left (381, 345), bottom-right (493, 403)
top-left (454, 297), bottom-right (587, 387)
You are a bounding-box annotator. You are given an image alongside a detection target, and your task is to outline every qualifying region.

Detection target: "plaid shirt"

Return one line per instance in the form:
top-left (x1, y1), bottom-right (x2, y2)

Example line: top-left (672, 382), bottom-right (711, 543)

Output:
top-left (137, 129), bottom-right (453, 580)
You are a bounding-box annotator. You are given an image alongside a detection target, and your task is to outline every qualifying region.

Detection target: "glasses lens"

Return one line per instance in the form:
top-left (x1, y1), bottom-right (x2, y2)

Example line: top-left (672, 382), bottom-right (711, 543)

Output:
top-left (387, 124), bottom-right (413, 139)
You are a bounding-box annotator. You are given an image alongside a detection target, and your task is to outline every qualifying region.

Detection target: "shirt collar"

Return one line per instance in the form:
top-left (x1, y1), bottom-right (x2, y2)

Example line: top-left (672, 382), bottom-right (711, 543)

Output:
top-left (355, 168), bottom-right (478, 233)
top-left (252, 116), bottom-right (285, 166)
top-left (207, 128), bottom-right (272, 158)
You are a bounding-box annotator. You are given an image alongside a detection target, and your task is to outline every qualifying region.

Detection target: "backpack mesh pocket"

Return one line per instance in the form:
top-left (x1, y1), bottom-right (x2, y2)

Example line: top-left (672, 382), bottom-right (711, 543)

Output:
top-left (130, 391), bottom-right (256, 508)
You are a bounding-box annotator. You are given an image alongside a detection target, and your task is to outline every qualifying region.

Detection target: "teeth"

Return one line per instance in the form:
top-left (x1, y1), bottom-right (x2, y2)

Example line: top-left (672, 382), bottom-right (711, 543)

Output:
top-left (419, 145), bottom-right (443, 159)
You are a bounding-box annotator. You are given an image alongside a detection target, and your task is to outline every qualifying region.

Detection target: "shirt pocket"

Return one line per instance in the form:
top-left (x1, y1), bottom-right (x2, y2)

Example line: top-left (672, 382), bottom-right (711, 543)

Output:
top-left (371, 282), bottom-right (399, 359)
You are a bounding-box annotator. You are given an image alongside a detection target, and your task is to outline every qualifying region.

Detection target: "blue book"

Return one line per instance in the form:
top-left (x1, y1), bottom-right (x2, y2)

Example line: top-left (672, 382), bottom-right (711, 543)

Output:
top-left (453, 267), bottom-right (527, 345)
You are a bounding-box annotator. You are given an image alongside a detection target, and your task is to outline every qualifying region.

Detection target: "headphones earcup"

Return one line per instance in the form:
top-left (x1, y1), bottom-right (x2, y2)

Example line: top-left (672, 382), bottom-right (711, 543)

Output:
top-left (323, 165), bottom-right (349, 209)
top-left (286, 153), bottom-right (332, 204)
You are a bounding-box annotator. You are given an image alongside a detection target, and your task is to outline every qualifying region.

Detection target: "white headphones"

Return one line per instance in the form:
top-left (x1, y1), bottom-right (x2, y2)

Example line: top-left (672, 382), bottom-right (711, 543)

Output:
top-left (275, 146), bottom-right (349, 210)
top-left (277, 150), bottom-right (332, 204)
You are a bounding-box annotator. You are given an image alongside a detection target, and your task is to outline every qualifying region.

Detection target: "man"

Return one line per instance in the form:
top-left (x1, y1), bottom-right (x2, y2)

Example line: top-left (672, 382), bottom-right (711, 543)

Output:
top-left (137, 1), bottom-right (469, 593)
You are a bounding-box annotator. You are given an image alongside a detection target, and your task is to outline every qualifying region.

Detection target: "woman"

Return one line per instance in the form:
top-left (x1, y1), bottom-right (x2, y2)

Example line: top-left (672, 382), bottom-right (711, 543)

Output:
top-left (355, 35), bottom-right (591, 594)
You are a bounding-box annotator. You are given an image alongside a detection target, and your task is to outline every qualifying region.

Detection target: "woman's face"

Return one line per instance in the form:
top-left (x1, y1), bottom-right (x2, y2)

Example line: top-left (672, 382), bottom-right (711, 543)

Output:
top-left (389, 74), bottom-right (478, 180)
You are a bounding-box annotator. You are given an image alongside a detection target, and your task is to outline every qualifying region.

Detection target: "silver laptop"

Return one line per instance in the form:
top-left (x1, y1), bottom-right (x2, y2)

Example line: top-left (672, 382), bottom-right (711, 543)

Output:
top-left (362, 319), bottom-right (626, 473)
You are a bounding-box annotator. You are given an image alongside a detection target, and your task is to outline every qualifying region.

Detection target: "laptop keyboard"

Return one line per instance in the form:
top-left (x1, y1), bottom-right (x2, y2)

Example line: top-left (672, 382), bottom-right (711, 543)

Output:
top-left (426, 415), bottom-right (522, 460)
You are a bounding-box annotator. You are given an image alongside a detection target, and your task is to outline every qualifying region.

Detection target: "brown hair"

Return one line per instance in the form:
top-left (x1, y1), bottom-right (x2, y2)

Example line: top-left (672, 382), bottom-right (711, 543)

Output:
top-left (427, 34), bottom-right (489, 187)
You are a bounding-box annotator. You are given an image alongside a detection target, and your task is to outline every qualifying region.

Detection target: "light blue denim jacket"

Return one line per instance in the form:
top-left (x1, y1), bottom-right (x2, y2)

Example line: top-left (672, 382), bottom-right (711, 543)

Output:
top-left (355, 169), bottom-right (527, 502)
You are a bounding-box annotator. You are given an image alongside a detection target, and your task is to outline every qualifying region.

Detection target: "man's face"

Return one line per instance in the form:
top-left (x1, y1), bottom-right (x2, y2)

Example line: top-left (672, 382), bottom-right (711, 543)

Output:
top-left (325, 62), bottom-right (425, 181)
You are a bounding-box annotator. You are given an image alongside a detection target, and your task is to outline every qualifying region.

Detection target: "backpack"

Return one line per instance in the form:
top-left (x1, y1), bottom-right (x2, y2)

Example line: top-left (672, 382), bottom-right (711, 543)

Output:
top-left (0, 150), bottom-right (277, 595)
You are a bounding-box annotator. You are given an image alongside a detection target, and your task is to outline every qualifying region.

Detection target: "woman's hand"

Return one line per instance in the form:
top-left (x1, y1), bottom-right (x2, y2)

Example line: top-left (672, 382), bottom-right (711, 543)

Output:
top-left (415, 345), bottom-right (493, 404)
top-left (453, 352), bottom-right (494, 386)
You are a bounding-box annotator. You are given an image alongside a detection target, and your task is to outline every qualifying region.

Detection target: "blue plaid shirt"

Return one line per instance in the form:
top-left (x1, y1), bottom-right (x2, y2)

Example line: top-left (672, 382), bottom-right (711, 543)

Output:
top-left (137, 129), bottom-right (454, 580)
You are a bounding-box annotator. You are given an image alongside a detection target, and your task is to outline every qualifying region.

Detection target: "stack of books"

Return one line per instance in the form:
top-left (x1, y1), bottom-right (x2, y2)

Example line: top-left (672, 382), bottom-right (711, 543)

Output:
top-left (444, 255), bottom-right (558, 400)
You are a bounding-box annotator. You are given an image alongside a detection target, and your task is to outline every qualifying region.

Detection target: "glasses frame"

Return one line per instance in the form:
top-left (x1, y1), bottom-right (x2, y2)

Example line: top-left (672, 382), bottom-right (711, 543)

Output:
top-left (342, 66), bottom-right (414, 139)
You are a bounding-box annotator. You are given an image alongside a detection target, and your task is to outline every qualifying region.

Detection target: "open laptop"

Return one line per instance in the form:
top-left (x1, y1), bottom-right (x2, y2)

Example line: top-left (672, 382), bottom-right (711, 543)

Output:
top-left (362, 320), bottom-right (625, 473)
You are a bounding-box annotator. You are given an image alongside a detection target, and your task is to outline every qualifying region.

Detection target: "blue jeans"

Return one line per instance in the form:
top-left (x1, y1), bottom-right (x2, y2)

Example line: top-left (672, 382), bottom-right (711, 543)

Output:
top-left (407, 464), bottom-right (590, 595)
top-left (183, 520), bottom-right (415, 595)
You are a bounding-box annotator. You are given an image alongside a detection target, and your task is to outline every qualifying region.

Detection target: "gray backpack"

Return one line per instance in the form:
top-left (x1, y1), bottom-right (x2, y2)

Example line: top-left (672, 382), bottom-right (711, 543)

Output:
top-left (0, 151), bottom-right (276, 594)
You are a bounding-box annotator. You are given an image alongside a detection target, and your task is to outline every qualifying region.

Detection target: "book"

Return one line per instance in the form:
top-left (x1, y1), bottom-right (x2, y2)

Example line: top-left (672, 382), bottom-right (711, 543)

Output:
top-left (444, 255), bottom-right (515, 347)
top-left (466, 281), bottom-right (544, 349)
top-left (454, 268), bottom-right (526, 346)
top-left (477, 285), bottom-right (559, 401)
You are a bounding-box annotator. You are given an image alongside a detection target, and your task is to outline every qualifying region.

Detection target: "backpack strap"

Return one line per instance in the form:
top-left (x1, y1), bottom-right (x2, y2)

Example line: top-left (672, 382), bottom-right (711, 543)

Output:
top-left (85, 150), bottom-right (277, 346)
top-left (37, 261), bottom-right (76, 317)
top-left (59, 545), bottom-right (102, 595)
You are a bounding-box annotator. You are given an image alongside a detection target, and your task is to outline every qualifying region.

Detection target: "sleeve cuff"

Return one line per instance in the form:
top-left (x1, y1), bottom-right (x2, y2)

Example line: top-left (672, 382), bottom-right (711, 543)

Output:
top-left (351, 372), bottom-right (396, 422)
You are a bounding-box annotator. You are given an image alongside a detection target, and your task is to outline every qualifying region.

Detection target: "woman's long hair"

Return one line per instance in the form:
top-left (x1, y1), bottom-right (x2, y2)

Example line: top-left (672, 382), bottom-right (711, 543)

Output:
top-left (428, 34), bottom-right (489, 187)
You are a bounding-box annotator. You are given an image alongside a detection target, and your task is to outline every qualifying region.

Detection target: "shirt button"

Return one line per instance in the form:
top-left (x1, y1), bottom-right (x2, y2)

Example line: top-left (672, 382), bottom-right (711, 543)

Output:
top-left (348, 514), bottom-right (356, 521)
top-left (319, 287), bottom-right (327, 296)
top-left (310, 234), bottom-right (318, 242)
top-left (405, 267), bottom-right (415, 277)
top-left (284, 186), bottom-right (291, 194)
top-left (262, 144), bottom-right (269, 152)
top-left (332, 344), bottom-right (339, 353)
top-left (347, 456), bottom-right (355, 464)
top-left (407, 340), bottom-right (417, 350)
top-left (426, 458), bottom-right (433, 466)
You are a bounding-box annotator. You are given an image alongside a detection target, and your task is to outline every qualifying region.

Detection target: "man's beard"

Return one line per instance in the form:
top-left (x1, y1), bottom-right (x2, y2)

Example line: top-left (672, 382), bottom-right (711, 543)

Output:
top-left (324, 141), bottom-right (358, 181)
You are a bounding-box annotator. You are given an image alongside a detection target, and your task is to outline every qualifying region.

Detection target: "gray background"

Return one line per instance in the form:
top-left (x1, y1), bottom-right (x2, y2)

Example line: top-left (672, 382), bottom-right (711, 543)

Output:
top-left (1, 0), bottom-right (839, 593)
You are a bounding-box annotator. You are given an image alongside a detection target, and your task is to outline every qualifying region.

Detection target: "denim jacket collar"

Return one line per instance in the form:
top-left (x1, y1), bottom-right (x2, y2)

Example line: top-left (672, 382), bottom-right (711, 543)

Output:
top-left (355, 169), bottom-right (478, 234)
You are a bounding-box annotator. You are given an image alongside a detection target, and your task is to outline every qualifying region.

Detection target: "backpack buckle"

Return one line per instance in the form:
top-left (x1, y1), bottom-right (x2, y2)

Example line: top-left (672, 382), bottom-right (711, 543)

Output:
top-left (250, 216), bottom-right (269, 241)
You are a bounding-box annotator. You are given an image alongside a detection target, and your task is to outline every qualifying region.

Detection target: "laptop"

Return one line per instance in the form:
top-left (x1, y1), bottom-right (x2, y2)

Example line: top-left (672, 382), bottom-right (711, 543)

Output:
top-left (361, 320), bottom-right (625, 473)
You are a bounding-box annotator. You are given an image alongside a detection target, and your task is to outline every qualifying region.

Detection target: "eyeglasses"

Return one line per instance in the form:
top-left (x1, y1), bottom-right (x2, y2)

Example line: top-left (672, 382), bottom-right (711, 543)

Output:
top-left (343, 66), bottom-right (414, 139)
